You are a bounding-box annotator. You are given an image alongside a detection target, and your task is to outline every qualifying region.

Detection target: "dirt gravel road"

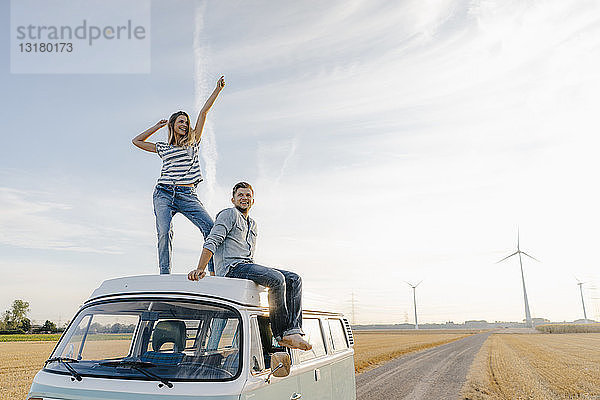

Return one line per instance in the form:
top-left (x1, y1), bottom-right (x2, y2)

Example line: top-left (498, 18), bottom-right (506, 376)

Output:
top-left (356, 332), bottom-right (491, 400)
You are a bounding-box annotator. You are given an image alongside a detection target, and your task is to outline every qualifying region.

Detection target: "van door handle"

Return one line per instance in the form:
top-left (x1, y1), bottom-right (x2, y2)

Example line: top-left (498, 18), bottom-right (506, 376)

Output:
top-left (290, 393), bottom-right (302, 400)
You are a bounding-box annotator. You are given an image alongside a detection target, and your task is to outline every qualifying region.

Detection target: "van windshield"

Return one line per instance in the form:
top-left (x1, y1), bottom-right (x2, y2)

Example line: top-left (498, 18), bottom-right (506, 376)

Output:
top-left (46, 299), bottom-right (241, 381)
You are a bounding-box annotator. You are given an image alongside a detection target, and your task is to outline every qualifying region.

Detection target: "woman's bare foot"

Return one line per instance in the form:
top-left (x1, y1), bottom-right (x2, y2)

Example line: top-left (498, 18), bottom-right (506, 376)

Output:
top-left (278, 334), bottom-right (312, 351)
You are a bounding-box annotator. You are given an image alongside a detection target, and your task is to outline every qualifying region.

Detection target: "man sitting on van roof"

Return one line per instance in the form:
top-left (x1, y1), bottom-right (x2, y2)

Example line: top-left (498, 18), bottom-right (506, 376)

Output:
top-left (188, 182), bottom-right (312, 351)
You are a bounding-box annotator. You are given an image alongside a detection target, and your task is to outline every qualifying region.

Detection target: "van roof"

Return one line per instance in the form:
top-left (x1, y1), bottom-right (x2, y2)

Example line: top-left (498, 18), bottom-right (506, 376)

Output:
top-left (88, 274), bottom-right (345, 317)
top-left (87, 275), bottom-right (265, 307)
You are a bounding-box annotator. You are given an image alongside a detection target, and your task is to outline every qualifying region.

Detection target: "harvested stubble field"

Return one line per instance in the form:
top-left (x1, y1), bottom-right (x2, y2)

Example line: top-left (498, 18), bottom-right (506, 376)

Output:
top-left (461, 333), bottom-right (600, 400)
top-left (0, 340), bottom-right (57, 400)
top-left (0, 339), bottom-right (132, 400)
top-left (352, 329), bottom-right (477, 373)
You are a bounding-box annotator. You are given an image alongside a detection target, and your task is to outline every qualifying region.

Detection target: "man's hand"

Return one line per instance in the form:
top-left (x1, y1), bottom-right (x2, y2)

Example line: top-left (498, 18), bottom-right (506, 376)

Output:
top-left (188, 268), bottom-right (206, 281)
top-left (189, 248), bottom-right (214, 280)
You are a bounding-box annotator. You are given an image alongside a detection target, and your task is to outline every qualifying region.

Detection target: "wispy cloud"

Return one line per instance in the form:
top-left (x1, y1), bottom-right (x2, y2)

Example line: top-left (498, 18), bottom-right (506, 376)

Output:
top-left (213, 0), bottom-right (600, 148)
top-left (256, 136), bottom-right (299, 187)
top-left (0, 187), bottom-right (114, 253)
top-left (194, 0), bottom-right (219, 206)
top-left (0, 186), bottom-right (152, 254)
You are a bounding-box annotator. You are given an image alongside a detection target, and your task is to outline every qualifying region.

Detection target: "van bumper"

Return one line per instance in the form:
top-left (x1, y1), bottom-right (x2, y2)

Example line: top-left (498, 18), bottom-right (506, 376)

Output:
top-left (28, 370), bottom-right (243, 400)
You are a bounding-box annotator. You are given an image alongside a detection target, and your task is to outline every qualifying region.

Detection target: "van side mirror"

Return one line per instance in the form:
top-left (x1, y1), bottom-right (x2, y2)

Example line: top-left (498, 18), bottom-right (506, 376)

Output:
top-left (265, 352), bottom-right (291, 382)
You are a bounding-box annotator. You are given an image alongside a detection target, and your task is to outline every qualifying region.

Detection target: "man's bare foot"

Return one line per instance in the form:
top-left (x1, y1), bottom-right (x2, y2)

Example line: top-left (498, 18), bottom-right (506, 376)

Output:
top-left (278, 334), bottom-right (312, 351)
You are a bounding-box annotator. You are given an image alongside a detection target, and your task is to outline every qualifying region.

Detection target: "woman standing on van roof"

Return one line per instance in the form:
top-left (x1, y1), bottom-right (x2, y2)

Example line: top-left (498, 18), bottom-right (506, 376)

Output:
top-left (132, 76), bottom-right (225, 274)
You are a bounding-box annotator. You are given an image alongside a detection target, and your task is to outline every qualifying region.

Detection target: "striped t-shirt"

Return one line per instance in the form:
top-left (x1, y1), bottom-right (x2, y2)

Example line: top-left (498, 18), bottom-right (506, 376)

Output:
top-left (155, 141), bottom-right (203, 186)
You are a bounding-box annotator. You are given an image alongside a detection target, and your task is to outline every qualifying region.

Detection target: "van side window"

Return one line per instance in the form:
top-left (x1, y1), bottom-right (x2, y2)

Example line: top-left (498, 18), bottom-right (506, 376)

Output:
top-left (197, 317), bottom-right (240, 353)
top-left (185, 320), bottom-right (202, 350)
top-left (296, 318), bottom-right (326, 363)
top-left (321, 318), bottom-right (333, 353)
top-left (257, 316), bottom-right (288, 370)
top-left (250, 317), bottom-right (265, 374)
top-left (328, 319), bottom-right (349, 351)
top-left (188, 315), bottom-right (240, 377)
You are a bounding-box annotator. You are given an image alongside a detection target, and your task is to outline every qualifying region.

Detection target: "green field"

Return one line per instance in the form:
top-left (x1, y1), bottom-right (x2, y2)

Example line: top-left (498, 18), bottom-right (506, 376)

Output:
top-left (0, 334), bottom-right (61, 342)
top-left (0, 333), bottom-right (134, 342)
top-left (536, 323), bottom-right (600, 334)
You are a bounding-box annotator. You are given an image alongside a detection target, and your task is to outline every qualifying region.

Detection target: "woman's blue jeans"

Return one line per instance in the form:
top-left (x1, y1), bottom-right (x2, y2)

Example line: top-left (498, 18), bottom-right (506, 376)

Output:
top-left (153, 183), bottom-right (214, 275)
top-left (226, 263), bottom-right (304, 341)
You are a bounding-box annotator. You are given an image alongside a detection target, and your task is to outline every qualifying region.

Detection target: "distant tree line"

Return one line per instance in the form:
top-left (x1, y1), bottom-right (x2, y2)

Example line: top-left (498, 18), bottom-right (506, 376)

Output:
top-left (0, 299), bottom-right (59, 334)
top-left (0, 299), bottom-right (31, 333)
top-left (88, 322), bottom-right (136, 334)
top-left (0, 299), bottom-right (137, 335)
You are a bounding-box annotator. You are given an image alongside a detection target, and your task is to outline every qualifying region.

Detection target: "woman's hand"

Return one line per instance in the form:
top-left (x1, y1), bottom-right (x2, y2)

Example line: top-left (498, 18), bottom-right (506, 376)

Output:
top-left (216, 75), bottom-right (225, 89)
top-left (132, 120), bottom-right (166, 153)
top-left (191, 76), bottom-right (225, 141)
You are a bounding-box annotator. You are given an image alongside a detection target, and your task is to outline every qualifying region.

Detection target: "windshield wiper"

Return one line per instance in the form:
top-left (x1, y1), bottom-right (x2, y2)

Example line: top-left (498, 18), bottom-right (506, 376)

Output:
top-left (45, 357), bottom-right (82, 381)
top-left (99, 360), bottom-right (173, 388)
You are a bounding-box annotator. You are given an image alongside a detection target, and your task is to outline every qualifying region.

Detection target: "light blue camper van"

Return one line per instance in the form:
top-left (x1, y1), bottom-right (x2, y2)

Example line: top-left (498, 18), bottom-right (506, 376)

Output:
top-left (27, 275), bottom-right (356, 400)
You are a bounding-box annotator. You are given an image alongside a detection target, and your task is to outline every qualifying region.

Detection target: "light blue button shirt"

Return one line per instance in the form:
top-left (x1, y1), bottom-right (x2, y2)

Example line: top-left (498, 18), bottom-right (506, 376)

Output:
top-left (203, 207), bottom-right (257, 277)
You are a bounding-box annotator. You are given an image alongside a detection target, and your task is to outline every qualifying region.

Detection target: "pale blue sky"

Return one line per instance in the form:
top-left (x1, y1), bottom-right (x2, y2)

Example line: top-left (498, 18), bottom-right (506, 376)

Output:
top-left (1, 0), bottom-right (600, 325)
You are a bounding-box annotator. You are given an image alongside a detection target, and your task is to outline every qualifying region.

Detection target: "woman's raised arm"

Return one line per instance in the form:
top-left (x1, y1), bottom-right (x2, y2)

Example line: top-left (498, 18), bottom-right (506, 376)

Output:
top-left (191, 76), bottom-right (225, 142)
top-left (132, 119), bottom-right (167, 152)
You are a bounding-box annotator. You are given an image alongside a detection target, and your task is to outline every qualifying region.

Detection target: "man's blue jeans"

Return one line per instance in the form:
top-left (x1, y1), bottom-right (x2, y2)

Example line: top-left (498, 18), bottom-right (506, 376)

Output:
top-left (226, 263), bottom-right (304, 341)
top-left (153, 183), bottom-right (214, 275)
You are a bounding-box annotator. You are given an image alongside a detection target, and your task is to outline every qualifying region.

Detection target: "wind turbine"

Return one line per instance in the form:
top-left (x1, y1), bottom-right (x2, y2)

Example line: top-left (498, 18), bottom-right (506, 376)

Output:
top-left (497, 230), bottom-right (539, 328)
top-left (576, 278), bottom-right (588, 323)
top-left (406, 281), bottom-right (422, 330)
